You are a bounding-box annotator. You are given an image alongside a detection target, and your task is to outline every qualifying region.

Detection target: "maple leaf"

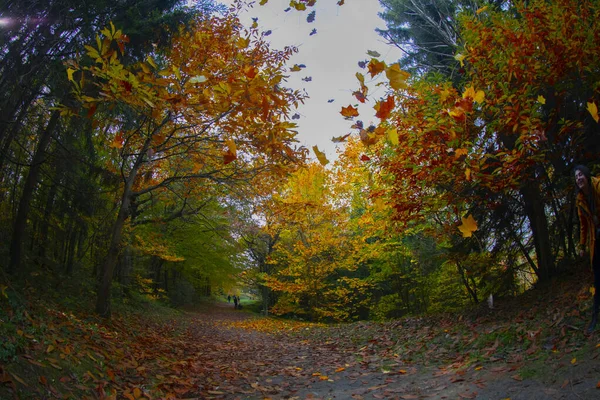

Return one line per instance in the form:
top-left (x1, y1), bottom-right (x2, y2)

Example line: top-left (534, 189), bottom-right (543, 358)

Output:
top-left (458, 214), bottom-right (478, 238)
top-left (537, 95), bottom-right (546, 104)
top-left (374, 95), bottom-right (395, 120)
top-left (312, 145), bottom-right (329, 165)
top-left (368, 59), bottom-right (386, 78)
top-left (340, 105), bottom-right (359, 118)
top-left (587, 101), bottom-right (599, 123)
top-left (386, 64), bottom-right (410, 90)
top-left (110, 132), bottom-right (124, 149)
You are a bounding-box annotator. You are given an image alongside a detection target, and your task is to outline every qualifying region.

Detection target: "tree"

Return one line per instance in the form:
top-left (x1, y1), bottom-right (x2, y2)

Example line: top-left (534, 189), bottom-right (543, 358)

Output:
top-left (67, 15), bottom-right (307, 316)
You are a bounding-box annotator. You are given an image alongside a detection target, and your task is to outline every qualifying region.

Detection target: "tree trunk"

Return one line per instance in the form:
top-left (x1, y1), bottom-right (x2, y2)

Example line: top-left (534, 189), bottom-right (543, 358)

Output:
top-left (8, 110), bottom-right (60, 274)
top-left (520, 183), bottom-right (555, 282)
top-left (95, 136), bottom-right (151, 317)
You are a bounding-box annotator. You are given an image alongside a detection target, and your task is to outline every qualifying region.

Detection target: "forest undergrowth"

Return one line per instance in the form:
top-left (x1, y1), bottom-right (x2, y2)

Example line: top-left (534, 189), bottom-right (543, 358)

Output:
top-left (1, 267), bottom-right (599, 399)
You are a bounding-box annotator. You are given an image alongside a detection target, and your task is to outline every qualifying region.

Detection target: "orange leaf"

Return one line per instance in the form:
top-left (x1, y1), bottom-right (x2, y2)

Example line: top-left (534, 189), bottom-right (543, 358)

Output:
top-left (375, 95), bottom-right (395, 120)
top-left (458, 214), bottom-right (477, 238)
top-left (335, 367), bottom-right (345, 373)
top-left (223, 139), bottom-right (237, 165)
top-left (110, 132), bottom-right (124, 149)
top-left (367, 59), bottom-right (386, 78)
top-left (340, 105), bottom-right (359, 118)
top-left (386, 64), bottom-right (410, 90)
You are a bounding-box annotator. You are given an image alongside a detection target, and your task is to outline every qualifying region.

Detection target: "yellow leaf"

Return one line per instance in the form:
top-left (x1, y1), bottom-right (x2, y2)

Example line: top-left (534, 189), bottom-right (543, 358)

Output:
top-left (473, 90), bottom-right (485, 103)
top-left (340, 105), bottom-right (359, 118)
top-left (476, 6), bottom-right (488, 14)
top-left (146, 56), bottom-right (157, 69)
top-left (440, 87), bottom-right (452, 102)
top-left (571, 357), bottom-right (577, 365)
top-left (133, 387), bottom-right (142, 399)
top-left (387, 128), bottom-right (399, 145)
top-left (312, 145), bottom-right (329, 166)
top-left (537, 95), bottom-right (546, 105)
top-left (458, 214), bottom-right (477, 238)
top-left (455, 53), bottom-right (466, 67)
top-left (46, 345), bottom-right (55, 353)
top-left (260, 0), bottom-right (268, 4)
top-left (465, 168), bottom-right (472, 181)
top-left (455, 148), bottom-right (468, 158)
top-left (462, 86), bottom-right (484, 103)
top-left (385, 64), bottom-right (410, 90)
top-left (591, 286), bottom-right (596, 296)
top-left (587, 102), bottom-right (599, 123)
top-left (66, 68), bottom-right (75, 82)
top-left (398, 369), bottom-right (407, 374)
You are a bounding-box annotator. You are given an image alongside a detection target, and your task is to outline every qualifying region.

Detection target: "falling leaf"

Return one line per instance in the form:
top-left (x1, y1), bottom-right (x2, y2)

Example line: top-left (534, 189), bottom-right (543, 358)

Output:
top-left (110, 132), bottom-right (124, 149)
top-left (338, 0), bottom-right (345, 5)
top-left (386, 64), bottom-right (410, 90)
top-left (310, 28), bottom-right (317, 36)
top-left (571, 357), bottom-right (577, 364)
top-left (367, 50), bottom-right (381, 58)
top-left (332, 133), bottom-right (351, 143)
top-left (223, 139), bottom-right (237, 165)
top-left (587, 102), bottom-right (599, 123)
top-left (458, 214), bottom-right (477, 238)
top-left (260, 0), bottom-right (268, 4)
top-left (290, 64), bottom-right (305, 72)
top-left (476, 6), bottom-right (488, 14)
top-left (66, 68), bottom-right (76, 82)
top-left (455, 53), bottom-right (466, 67)
top-left (340, 105), bottom-right (359, 118)
top-left (327, 99), bottom-right (335, 103)
top-left (537, 95), bottom-right (546, 104)
top-left (313, 145), bottom-right (329, 165)
top-left (367, 59), bottom-right (386, 78)
top-left (302, 76), bottom-right (312, 82)
top-left (353, 91), bottom-right (367, 103)
top-left (375, 95), bottom-right (395, 120)
top-left (307, 10), bottom-right (316, 23)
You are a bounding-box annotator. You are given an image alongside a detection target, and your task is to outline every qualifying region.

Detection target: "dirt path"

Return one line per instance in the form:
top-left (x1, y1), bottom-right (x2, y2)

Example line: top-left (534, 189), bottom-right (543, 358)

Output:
top-left (184, 304), bottom-right (600, 399)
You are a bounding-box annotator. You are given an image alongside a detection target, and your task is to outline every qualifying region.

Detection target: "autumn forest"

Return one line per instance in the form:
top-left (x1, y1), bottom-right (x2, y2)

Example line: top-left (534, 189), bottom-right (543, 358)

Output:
top-left (2, 0), bottom-right (600, 398)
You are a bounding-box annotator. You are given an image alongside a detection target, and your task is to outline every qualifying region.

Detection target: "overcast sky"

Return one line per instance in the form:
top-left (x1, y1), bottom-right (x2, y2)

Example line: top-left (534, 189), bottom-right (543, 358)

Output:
top-left (220, 0), bottom-right (403, 162)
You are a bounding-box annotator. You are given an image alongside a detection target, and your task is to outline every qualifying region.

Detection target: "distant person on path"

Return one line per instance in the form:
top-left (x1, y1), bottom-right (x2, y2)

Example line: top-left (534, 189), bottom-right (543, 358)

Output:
top-left (574, 164), bottom-right (600, 333)
top-left (227, 295), bottom-right (231, 303)
top-left (233, 295), bottom-right (238, 309)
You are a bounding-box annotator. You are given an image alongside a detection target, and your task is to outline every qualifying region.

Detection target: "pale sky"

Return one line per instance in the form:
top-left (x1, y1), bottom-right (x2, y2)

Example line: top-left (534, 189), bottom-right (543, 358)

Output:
top-left (220, 0), bottom-right (403, 162)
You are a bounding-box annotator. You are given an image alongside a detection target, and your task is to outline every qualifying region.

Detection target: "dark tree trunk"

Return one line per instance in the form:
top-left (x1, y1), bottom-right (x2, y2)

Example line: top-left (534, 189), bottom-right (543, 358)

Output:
top-left (8, 110), bottom-right (60, 274)
top-left (520, 183), bottom-right (555, 282)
